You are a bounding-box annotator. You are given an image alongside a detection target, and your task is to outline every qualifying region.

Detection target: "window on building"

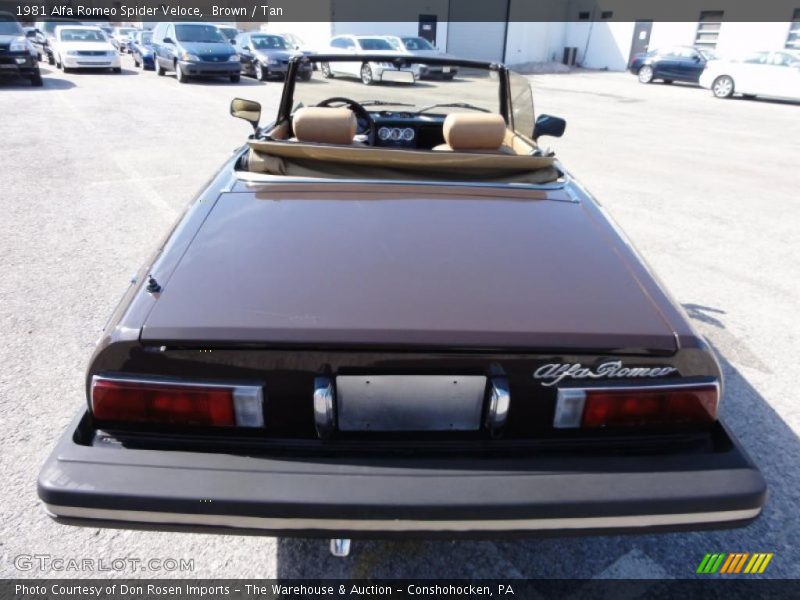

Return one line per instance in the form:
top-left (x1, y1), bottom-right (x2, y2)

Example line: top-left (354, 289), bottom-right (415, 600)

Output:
top-left (578, 11), bottom-right (590, 20)
top-left (601, 11), bottom-right (613, 19)
top-left (786, 9), bottom-right (800, 50)
top-left (695, 11), bottom-right (724, 49)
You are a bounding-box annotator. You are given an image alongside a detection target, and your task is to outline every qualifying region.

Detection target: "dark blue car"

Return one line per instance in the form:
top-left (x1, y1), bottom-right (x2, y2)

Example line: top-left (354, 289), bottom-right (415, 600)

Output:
top-left (629, 45), bottom-right (716, 84)
top-left (129, 30), bottom-right (155, 70)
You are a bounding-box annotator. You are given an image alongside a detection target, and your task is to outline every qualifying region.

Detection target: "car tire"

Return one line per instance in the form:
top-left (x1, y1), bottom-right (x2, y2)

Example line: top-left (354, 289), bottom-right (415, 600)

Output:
top-left (712, 75), bottom-right (734, 98)
top-left (320, 62), bottom-right (333, 78)
top-left (113, 67), bottom-right (121, 73)
top-left (442, 73), bottom-right (455, 81)
top-left (360, 63), bottom-right (374, 85)
top-left (637, 65), bottom-right (654, 83)
top-left (254, 62), bottom-right (267, 81)
top-left (30, 70), bottom-right (43, 87)
top-left (47, 53), bottom-right (54, 65)
top-left (155, 60), bottom-right (165, 76)
top-left (55, 54), bottom-right (62, 69)
top-left (299, 70), bottom-right (312, 81)
top-left (175, 62), bottom-right (187, 83)
top-left (230, 74), bottom-right (240, 83)
top-left (133, 56), bottom-right (140, 68)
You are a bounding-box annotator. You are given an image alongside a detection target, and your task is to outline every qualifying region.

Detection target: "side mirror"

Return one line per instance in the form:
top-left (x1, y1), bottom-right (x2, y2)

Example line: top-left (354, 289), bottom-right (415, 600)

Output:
top-left (26, 30), bottom-right (37, 39)
top-left (230, 98), bottom-right (261, 134)
top-left (532, 114), bottom-right (566, 141)
top-left (163, 37), bottom-right (174, 45)
top-left (230, 39), bottom-right (236, 45)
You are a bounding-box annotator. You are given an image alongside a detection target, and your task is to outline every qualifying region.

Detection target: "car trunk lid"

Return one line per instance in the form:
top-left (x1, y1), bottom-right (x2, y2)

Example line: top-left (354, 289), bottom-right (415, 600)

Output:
top-left (141, 187), bottom-right (677, 353)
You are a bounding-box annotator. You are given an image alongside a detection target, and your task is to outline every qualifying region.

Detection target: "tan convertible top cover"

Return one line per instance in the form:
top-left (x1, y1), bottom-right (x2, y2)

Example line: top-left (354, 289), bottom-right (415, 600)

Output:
top-left (245, 139), bottom-right (560, 184)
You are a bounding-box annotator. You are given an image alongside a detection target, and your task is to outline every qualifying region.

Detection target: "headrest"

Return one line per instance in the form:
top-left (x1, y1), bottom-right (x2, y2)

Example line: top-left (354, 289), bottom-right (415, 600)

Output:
top-left (292, 107), bottom-right (357, 145)
top-left (443, 113), bottom-right (507, 151)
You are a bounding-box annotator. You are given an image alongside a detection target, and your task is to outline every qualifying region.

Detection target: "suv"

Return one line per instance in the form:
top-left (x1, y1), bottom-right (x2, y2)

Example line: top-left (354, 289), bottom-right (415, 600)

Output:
top-left (0, 12), bottom-right (42, 86)
top-left (151, 22), bottom-right (240, 83)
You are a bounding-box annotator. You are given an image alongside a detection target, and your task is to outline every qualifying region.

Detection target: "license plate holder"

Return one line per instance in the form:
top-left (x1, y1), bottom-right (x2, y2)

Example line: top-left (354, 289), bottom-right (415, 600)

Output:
top-left (336, 375), bottom-right (486, 432)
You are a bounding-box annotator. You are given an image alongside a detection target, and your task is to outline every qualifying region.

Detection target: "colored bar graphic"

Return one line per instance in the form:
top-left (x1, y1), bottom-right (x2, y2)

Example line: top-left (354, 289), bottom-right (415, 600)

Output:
top-left (702, 552), bottom-right (773, 575)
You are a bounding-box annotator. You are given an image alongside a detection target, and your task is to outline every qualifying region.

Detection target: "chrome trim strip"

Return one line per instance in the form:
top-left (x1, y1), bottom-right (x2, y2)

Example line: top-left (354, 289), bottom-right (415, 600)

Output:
top-left (486, 377), bottom-right (510, 432)
top-left (45, 504), bottom-right (761, 532)
top-left (313, 376), bottom-right (336, 438)
top-left (235, 171), bottom-right (570, 192)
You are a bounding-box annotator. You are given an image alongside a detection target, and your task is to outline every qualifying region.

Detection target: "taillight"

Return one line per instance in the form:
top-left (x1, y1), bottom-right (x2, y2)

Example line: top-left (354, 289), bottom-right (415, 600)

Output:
top-left (91, 376), bottom-right (264, 427)
top-left (553, 382), bottom-right (718, 429)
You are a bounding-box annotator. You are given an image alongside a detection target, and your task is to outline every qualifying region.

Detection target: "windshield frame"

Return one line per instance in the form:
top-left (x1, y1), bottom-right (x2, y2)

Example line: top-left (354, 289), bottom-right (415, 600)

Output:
top-left (277, 54), bottom-right (510, 129)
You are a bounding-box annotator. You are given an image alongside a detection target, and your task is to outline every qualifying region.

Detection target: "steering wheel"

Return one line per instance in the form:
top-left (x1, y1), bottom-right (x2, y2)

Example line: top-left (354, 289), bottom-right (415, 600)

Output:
top-left (316, 97), bottom-right (375, 145)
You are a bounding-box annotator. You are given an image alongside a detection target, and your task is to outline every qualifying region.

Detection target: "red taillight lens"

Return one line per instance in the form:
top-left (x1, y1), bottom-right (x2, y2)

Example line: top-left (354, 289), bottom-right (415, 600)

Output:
top-left (91, 377), bottom-right (264, 427)
top-left (554, 383), bottom-right (718, 429)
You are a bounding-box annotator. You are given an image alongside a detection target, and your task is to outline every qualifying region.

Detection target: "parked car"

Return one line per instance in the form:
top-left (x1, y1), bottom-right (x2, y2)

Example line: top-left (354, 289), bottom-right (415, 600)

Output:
top-left (111, 27), bottom-right (138, 53)
top-left (277, 32), bottom-right (310, 51)
top-left (129, 30), bottom-right (155, 70)
top-left (383, 35), bottom-right (458, 79)
top-left (323, 35), bottom-right (419, 84)
top-left (629, 45), bottom-right (716, 84)
top-left (51, 25), bottom-right (120, 73)
top-left (234, 32), bottom-right (311, 81)
top-left (151, 22), bottom-right (240, 83)
top-left (34, 18), bottom-right (84, 65)
top-left (0, 12), bottom-right (42, 86)
top-left (700, 50), bottom-right (800, 101)
top-left (37, 53), bottom-right (766, 557)
top-left (216, 25), bottom-right (239, 44)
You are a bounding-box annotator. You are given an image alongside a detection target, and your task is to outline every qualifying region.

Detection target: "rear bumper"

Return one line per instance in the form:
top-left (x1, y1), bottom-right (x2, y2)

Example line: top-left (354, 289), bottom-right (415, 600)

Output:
top-left (38, 411), bottom-right (766, 538)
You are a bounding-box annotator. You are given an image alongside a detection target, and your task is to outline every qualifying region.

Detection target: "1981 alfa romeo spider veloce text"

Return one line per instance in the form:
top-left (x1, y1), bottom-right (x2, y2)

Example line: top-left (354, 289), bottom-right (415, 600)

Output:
top-left (38, 56), bottom-right (766, 550)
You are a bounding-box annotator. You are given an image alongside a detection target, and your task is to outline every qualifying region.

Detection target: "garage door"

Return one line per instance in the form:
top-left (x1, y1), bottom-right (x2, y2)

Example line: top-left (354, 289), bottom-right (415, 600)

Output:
top-left (446, 0), bottom-right (508, 62)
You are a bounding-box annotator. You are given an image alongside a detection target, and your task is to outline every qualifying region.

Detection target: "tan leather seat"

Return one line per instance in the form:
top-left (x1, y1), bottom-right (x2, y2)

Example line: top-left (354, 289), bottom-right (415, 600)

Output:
top-left (433, 113), bottom-right (512, 154)
top-left (292, 107), bottom-right (357, 145)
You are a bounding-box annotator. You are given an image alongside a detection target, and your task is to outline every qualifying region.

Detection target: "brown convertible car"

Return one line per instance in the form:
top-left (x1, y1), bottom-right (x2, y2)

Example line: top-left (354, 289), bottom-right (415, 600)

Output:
top-left (38, 55), bottom-right (765, 556)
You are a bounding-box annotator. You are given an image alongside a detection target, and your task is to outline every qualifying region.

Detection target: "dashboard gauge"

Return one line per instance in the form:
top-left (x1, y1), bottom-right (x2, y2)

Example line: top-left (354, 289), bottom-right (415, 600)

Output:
top-left (401, 127), bottom-right (415, 141)
top-left (378, 127), bottom-right (391, 141)
top-left (390, 128), bottom-right (402, 141)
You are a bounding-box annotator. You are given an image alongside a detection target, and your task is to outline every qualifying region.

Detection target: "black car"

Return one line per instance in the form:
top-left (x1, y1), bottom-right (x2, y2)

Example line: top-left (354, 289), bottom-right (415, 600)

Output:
top-left (234, 32), bottom-right (312, 81)
top-left (629, 45), bottom-right (716, 84)
top-left (0, 13), bottom-right (43, 86)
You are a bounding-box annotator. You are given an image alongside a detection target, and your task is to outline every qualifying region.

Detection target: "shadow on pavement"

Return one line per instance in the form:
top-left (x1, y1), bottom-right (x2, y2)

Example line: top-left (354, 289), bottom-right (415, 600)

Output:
top-left (275, 340), bottom-right (798, 579)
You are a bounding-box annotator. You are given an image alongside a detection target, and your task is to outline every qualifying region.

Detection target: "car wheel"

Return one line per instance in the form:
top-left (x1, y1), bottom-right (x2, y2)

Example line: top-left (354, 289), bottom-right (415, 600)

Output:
top-left (55, 54), bottom-right (62, 69)
top-left (321, 62), bottom-right (333, 78)
top-left (442, 73), bottom-right (455, 81)
top-left (133, 56), bottom-right (140, 68)
top-left (254, 62), bottom-right (267, 81)
top-left (47, 53), bottom-right (54, 65)
top-left (230, 74), bottom-right (240, 83)
top-left (637, 65), bottom-right (654, 83)
top-left (113, 67), bottom-right (121, 73)
top-left (360, 63), bottom-right (374, 85)
top-left (175, 62), bottom-right (187, 83)
top-left (712, 75), bottom-right (734, 98)
top-left (30, 69), bottom-right (43, 87)
top-left (299, 70), bottom-right (312, 81)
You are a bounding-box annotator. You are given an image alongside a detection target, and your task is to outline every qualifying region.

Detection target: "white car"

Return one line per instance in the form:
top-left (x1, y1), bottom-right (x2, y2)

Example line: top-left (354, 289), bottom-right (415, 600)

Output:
top-left (383, 35), bottom-right (459, 80)
top-left (700, 50), bottom-right (800, 101)
top-left (111, 26), bottom-right (138, 52)
top-left (323, 34), bottom-right (419, 85)
top-left (52, 26), bottom-right (121, 73)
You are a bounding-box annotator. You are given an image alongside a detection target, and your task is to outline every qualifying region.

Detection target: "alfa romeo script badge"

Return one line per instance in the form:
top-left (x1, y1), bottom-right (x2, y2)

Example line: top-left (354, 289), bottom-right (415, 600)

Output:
top-left (533, 361), bottom-right (677, 387)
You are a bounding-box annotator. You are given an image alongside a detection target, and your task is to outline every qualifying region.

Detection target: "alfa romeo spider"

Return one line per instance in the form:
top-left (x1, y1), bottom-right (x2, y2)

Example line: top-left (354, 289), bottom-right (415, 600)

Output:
top-left (37, 55), bottom-right (766, 555)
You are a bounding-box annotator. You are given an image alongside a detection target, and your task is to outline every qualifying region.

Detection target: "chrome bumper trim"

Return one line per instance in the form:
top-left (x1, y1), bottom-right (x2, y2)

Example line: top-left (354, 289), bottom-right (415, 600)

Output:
top-left (45, 504), bottom-right (761, 532)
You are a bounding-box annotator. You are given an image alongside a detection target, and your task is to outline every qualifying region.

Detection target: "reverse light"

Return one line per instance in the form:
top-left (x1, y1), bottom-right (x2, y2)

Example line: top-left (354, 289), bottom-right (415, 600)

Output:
top-left (91, 376), bottom-right (264, 427)
top-left (553, 382), bottom-right (719, 429)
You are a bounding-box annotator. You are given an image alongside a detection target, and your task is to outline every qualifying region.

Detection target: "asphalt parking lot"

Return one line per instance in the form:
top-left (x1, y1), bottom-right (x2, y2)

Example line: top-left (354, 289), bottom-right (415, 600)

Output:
top-left (1, 55), bottom-right (798, 580)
